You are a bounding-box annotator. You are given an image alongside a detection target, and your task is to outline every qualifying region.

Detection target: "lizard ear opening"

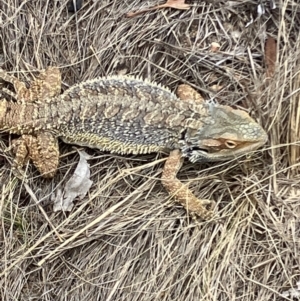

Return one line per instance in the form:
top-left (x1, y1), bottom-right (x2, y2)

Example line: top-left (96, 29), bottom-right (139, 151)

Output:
top-left (225, 140), bottom-right (237, 149)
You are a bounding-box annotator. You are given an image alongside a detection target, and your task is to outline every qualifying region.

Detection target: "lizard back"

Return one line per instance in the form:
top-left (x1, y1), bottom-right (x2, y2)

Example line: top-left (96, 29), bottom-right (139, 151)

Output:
top-left (1, 76), bottom-right (211, 155)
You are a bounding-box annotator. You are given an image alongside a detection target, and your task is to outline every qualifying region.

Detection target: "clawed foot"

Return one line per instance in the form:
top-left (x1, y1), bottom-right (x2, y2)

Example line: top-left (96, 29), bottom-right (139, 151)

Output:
top-left (189, 198), bottom-right (217, 220)
top-left (5, 133), bottom-right (59, 179)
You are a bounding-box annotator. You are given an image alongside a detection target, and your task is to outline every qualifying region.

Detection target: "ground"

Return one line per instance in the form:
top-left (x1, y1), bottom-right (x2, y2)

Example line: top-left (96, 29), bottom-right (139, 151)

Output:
top-left (0, 1), bottom-right (300, 300)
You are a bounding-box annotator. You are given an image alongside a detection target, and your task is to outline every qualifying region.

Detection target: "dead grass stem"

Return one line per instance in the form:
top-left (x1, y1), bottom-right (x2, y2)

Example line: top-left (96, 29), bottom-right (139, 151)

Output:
top-left (0, 1), bottom-right (300, 300)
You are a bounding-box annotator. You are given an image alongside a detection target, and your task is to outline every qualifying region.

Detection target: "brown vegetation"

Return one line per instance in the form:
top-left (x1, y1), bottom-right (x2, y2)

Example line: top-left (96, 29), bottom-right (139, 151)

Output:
top-left (0, 0), bottom-right (299, 300)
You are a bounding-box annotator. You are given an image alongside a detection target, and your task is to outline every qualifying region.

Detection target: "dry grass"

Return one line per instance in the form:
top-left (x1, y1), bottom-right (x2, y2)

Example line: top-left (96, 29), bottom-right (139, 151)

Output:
top-left (0, 0), bottom-right (300, 300)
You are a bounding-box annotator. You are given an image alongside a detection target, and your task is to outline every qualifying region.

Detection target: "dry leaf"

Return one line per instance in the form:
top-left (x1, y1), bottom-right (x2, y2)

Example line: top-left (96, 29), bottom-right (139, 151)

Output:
top-left (282, 281), bottom-right (300, 298)
top-left (210, 42), bottom-right (220, 52)
top-left (270, 0), bottom-right (276, 9)
top-left (257, 3), bottom-right (265, 17)
top-left (209, 84), bottom-right (223, 92)
top-left (126, 0), bottom-right (190, 18)
top-left (52, 150), bottom-right (93, 212)
top-left (265, 36), bottom-right (277, 78)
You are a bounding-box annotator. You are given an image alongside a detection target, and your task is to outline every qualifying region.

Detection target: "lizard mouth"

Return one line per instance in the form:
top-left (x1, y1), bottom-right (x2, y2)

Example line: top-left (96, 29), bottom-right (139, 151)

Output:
top-left (181, 146), bottom-right (210, 163)
top-left (182, 141), bottom-right (265, 163)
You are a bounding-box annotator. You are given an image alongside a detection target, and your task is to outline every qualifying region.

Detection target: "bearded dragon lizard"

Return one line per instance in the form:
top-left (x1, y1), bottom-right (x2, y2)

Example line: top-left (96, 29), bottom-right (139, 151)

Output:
top-left (0, 67), bottom-right (267, 219)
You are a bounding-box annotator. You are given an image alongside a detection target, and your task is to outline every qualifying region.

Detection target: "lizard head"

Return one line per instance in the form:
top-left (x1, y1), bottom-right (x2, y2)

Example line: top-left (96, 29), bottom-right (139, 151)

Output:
top-left (181, 104), bottom-right (268, 163)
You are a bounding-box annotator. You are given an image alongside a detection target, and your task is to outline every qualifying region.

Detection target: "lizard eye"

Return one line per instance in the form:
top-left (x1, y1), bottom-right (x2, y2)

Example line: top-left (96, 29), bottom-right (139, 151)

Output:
top-left (225, 140), bottom-right (237, 149)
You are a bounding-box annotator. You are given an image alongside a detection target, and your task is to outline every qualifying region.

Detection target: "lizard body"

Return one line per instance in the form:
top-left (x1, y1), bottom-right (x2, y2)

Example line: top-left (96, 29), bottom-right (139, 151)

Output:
top-left (0, 67), bottom-right (267, 219)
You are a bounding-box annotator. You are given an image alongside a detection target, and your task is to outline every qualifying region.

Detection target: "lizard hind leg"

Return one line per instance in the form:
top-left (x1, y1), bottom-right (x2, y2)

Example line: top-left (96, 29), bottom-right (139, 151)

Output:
top-left (12, 132), bottom-right (59, 178)
top-left (0, 68), bottom-right (28, 100)
top-left (0, 66), bottom-right (61, 102)
top-left (161, 149), bottom-right (216, 220)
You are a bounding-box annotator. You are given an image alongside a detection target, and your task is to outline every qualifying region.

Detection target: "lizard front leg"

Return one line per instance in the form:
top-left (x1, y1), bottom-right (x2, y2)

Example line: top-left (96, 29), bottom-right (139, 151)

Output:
top-left (12, 132), bottom-right (59, 178)
top-left (161, 149), bottom-right (215, 220)
top-left (176, 84), bottom-right (205, 103)
top-left (161, 84), bottom-right (216, 219)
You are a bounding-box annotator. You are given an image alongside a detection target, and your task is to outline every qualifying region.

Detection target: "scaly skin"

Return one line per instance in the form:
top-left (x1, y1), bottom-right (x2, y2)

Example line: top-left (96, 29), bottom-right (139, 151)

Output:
top-left (0, 67), bottom-right (267, 219)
